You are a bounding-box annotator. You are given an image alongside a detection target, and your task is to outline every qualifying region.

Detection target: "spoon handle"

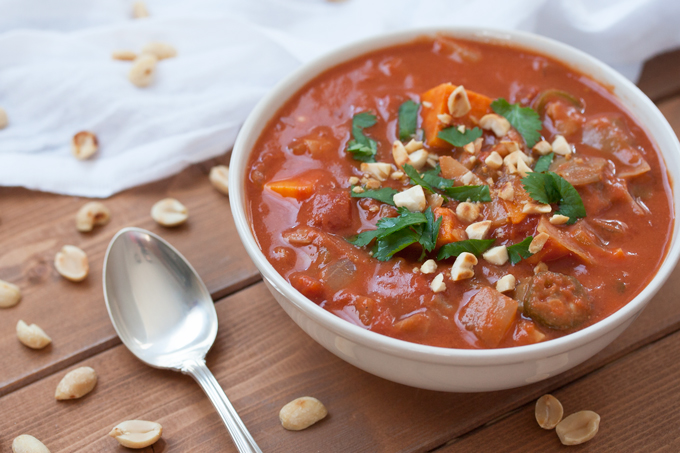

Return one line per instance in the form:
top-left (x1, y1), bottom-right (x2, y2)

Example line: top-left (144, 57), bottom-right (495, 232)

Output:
top-left (182, 358), bottom-right (262, 453)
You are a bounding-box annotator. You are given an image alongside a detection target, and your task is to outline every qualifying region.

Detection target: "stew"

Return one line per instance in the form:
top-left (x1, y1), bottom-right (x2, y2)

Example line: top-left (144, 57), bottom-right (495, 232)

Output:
top-left (244, 36), bottom-right (673, 349)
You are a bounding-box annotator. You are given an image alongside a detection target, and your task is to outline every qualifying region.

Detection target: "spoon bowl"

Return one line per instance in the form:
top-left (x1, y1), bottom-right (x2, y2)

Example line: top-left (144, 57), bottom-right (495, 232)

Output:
top-left (103, 227), bottom-right (261, 453)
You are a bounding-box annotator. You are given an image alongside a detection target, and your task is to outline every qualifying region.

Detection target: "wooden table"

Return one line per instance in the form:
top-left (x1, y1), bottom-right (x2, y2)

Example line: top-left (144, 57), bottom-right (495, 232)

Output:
top-left (1, 49), bottom-right (680, 453)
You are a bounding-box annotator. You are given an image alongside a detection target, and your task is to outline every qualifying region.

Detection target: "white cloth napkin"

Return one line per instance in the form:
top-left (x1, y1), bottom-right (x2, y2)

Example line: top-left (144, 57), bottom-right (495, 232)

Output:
top-left (0, 0), bottom-right (678, 197)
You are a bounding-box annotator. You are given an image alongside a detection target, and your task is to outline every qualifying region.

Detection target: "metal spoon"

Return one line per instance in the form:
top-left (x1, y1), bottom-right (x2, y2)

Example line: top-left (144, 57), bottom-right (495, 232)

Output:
top-left (103, 227), bottom-right (261, 453)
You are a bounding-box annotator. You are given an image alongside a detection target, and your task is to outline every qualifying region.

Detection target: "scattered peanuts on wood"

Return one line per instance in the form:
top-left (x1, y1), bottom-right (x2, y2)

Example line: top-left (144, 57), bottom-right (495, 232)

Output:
top-left (209, 165), bottom-right (230, 195)
top-left (16, 320), bottom-right (52, 349)
top-left (0, 280), bottom-right (21, 308)
top-left (109, 420), bottom-right (163, 449)
top-left (556, 410), bottom-right (600, 446)
top-left (55, 366), bottom-right (97, 400)
top-left (535, 394), bottom-right (564, 429)
top-left (151, 198), bottom-right (189, 227)
top-left (279, 396), bottom-right (328, 431)
top-left (75, 201), bottom-right (111, 232)
top-left (12, 434), bottom-right (51, 453)
top-left (54, 245), bottom-right (89, 282)
top-left (71, 131), bottom-right (98, 160)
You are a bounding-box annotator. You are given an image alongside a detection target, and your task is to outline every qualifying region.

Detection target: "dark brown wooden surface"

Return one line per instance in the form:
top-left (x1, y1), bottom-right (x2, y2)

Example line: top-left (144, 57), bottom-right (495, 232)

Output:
top-left (0, 51), bottom-right (679, 452)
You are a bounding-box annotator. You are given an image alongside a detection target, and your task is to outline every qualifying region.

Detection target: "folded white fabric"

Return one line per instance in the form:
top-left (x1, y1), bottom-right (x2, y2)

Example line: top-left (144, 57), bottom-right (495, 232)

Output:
top-left (0, 0), bottom-right (678, 197)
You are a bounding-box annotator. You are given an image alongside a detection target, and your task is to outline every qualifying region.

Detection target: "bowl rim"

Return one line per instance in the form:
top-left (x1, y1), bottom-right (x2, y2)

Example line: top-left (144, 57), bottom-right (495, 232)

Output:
top-left (229, 26), bottom-right (680, 366)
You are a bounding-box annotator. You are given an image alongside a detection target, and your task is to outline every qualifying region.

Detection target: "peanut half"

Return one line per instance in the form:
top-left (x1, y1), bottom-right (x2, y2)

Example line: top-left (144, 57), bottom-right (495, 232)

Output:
top-left (128, 55), bottom-right (157, 87)
top-left (71, 131), bottom-right (98, 160)
top-left (75, 201), bottom-right (111, 232)
top-left (151, 198), bottom-right (188, 227)
top-left (12, 434), bottom-right (51, 453)
top-left (279, 396), bottom-right (328, 431)
top-left (0, 279), bottom-right (21, 308)
top-left (556, 410), bottom-right (601, 446)
top-left (141, 42), bottom-right (177, 60)
top-left (55, 366), bottom-right (97, 400)
top-left (16, 320), bottom-right (52, 349)
top-left (535, 394), bottom-right (563, 429)
top-left (109, 420), bottom-right (163, 449)
top-left (132, 1), bottom-right (149, 18)
top-left (209, 165), bottom-right (229, 195)
top-left (0, 107), bottom-right (8, 129)
top-left (54, 245), bottom-right (89, 282)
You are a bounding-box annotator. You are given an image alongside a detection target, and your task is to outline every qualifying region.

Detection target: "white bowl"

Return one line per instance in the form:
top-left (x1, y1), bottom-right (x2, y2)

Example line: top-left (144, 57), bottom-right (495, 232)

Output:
top-left (229, 27), bottom-right (680, 392)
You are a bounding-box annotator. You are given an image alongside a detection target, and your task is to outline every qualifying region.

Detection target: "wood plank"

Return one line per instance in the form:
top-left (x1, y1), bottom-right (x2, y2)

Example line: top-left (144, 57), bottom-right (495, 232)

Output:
top-left (0, 154), bottom-right (260, 397)
top-left (637, 47), bottom-right (680, 102)
top-left (4, 259), bottom-right (680, 453)
top-left (441, 327), bottom-right (680, 452)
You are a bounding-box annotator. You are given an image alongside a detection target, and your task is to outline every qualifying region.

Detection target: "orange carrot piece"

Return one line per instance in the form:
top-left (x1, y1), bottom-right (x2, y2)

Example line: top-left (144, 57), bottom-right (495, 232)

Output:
top-left (421, 83), bottom-right (493, 149)
top-left (265, 170), bottom-right (325, 201)
top-left (434, 207), bottom-right (466, 248)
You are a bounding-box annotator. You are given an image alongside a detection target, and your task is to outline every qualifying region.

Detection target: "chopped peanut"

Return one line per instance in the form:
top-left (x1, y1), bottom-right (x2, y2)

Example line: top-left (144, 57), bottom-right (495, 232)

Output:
top-left (465, 220), bottom-right (492, 240)
top-left (456, 202), bottom-right (480, 223)
top-left (550, 214), bottom-right (570, 225)
top-left (483, 246), bottom-right (509, 265)
top-left (348, 176), bottom-right (360, 185)
top-left (499, 140), bottom-right (520, 156)
top-left (390, 171), bottom-right (404, 180)
top-left (365, 179), bottom-right (381, 190)
top-left (421, 259), bottom-right (437, 274)
top-left (360, 162), bottom-right (392, 181)
top-left (352, 186), bottom-right (364, 194)
top-left (504, 150), bottom-right (533, 167)
top-left (516, 159), bottom-right (533, 177)
top-left (533, 140), bottom-right (552, 155)
top-left (552, 135), bottom-right (572, 156)
top-left (407, 149), bottom-right (429, 170)
top-left (461, 171), bottom-right (476, 185)
top-left (393, 186), bottom-right (426, 212)
top-left (485, 151), bottom-right (503, 170)
top-left (404, 139), bottom-right (423, 153)
top-left (496, 274), bottom-right (516, 293)
top-left (448, 85), bottom-right (472, 117)
top-left (451, 252), bottom-right (477, 281)
top-left (463, 137), bottom-right (483, 154)
top-left (437, 113), bottom-right (453, 125)
top-left (112, 50), bottom-right (137, 61)
top-left (529, 232), bottom-right (550, 254)
top-left (499, 182), bottom-right (514, 201)
top-left (392, 140), bottom-right (409, 168)
top-left (480, 113), bottom-right (511, 137)
top-left (430, 273), bottom-right (447, 293)
top-left (522, 202), bottom-right (552, 215)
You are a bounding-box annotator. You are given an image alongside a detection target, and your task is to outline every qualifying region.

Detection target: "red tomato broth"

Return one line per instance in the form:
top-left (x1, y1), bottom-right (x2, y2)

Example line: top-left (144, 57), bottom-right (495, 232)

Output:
top-left (244, 36), bottom-right (673, 349)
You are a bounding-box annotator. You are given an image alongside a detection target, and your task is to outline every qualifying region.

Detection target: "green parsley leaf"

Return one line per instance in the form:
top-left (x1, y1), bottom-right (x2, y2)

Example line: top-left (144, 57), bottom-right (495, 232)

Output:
top-left (374, 207), bottom-right (427, 239)
top-left (350, 187), bottom-right (398, 206)
top-left (438, 126), bottom-right (483, 147)
top-left (534, 152), bottom-right (554, 173)
top-left (347, 229), bottom-right (379, 247)
top-left (522, 172), bottom-right (586, 224)
top-left (373, 228), bottom-right (421, 261)
top-left (506, 237), bottom-right (534, 264)
top-left (422, 165), bottom-right (455, 191)
top-left (398, 100), bottom-right (419, 141)
top-left (436, 239), bottom-right (495, 260)
top-left (402, 164), bottom-right (438, 194)
top-left (418, 207), bottom-right (441, 254)
top-left (347, 112), bottom-right (378, 162)
top-left (491, 98), bottom-right (542, 147)
top-left (443, 185), bottom-right (492, 202)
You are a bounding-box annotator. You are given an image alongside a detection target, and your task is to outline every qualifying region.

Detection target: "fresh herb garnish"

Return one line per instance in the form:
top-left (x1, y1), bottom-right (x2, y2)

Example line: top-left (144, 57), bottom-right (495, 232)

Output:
top-left (398, 100), bottom-right (419, 141)
top-left (422, 165), bottom-right (455, 191)
top-left (346, 112), bottom-right (378, 162)
top-left (534, 152), bottom-right (554, 173)
top-left (436, 239), bottom-right (495, 260)
top-left (350, 187), bottom-right (398, 206)
top-left (438, 126), bottom-right (483, 147)
top-left (506, 237), bottom-right (534, 264)
top-left (403, 164), bottom-right (440, 194)
top-left (348, 207), bottom-right (441, 261)
top-left (522, 172), bottom-right (586, 224)
top-left (443, 185), bottom-right (492, 202)
top-left (491, 98), bottom-right (542, 147)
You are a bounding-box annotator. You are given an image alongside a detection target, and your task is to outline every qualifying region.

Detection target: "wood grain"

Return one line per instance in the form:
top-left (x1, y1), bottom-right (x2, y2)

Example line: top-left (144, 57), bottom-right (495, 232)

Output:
top-left (441, 331), bottom-right (680, 452)
top-left (3, 261), bottom-right (680, 453)
top-left (637, 47), bottom-right (680, 103)
top-left (0, 154), bottom-right (260, 397)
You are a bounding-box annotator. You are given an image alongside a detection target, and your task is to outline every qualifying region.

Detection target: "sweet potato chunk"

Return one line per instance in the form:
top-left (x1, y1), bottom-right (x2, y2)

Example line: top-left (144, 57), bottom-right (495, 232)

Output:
top-left (460, 287), bottom-right (518, 348)
top-left (433, 207), bottom-right (466, 248)
top-left (421, 83), bottom-right (492, 148)
top-left (265, 169), bottom-right (329, 201)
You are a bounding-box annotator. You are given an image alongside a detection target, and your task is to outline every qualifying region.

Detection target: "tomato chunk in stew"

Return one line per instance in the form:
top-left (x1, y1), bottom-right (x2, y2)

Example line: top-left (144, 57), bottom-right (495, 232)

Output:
top-left (245, 36), bottom-right (673, 349)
